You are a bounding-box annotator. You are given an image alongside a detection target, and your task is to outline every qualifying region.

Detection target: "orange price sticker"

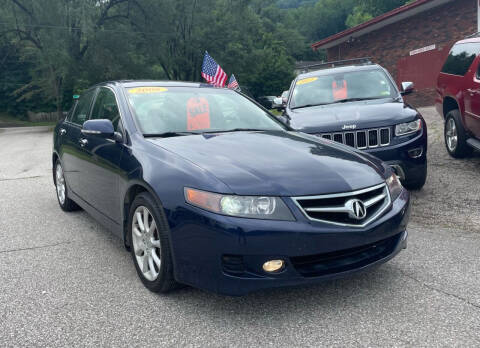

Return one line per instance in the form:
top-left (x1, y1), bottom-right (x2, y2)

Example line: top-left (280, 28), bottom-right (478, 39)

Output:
top-left (186, 97), bottom-right (211, 131)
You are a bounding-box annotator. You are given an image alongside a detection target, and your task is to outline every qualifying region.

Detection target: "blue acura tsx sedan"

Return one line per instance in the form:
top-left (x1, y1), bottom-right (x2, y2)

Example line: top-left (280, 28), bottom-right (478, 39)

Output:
top-left (52, 81), bottom-right (410, 296)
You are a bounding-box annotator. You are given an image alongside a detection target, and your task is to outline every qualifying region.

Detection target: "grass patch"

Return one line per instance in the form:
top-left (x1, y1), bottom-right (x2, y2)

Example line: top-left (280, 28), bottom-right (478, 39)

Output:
top-left (0, 113), bottom-right (57, 127)
top-left (269, 109), bottom-right (283, 116)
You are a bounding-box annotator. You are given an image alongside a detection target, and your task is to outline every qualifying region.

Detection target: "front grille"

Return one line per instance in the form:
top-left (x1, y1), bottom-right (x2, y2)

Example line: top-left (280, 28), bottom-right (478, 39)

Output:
top-left (292, 183), bottom-right (391, 227)
top-left (319, 127), bottom-right (391, 149)
top-left (290, 233), bottom-right (401, 277)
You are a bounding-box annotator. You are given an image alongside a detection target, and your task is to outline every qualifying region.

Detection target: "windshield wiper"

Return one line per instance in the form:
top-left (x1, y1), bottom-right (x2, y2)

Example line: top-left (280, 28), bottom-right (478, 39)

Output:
top-left (292, 98), bottom-right (385, 110)
top-left (291, 103), bottom-right (328, 110)
top-left (201, 128), bottom-right (270, 134)
top-left (143, 131), bottom-right (199, 138)
top-left (331, 97), bottom-right (383, 104)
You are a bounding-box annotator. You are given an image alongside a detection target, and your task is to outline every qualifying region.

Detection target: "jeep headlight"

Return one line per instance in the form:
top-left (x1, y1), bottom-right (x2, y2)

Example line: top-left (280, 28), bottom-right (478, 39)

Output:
top-left (395, 119), bottom-right (422, 136)
top-left (185, 188), bottom-right (295, 221)
top-left (386, 174), bottom-right (403, 201)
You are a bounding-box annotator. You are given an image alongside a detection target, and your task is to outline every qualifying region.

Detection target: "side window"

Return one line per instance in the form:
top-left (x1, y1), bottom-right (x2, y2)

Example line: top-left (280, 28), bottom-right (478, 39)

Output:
top-left (70, 89), bottom-right (96, 125)
top-left (441, 43), bottom-right (480, 76)
top-left (66, 100), bottom-right (78, 122)
top-left (91, 87), bottom-right (121, 130)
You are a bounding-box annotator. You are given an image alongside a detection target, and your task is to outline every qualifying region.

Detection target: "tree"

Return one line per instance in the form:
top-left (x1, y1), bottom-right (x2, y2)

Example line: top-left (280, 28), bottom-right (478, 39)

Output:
top-left (0, 0), bottom-right (416, 120)
top-left (346, 0), bottom-right (412, 28)
top-left (0, 0), bottom-right (145, 117)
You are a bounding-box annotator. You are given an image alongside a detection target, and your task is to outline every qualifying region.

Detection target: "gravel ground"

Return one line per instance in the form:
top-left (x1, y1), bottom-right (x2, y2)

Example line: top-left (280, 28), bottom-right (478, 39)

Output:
top-left (0, 115), bottom-right (479, 347)
top-left (411, 107), bottom-right (480, 233)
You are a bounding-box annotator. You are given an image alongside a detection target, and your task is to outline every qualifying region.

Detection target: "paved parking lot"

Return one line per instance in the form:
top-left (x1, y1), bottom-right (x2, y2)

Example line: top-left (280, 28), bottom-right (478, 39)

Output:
top-left (1, 107), bottom-right (479, 347)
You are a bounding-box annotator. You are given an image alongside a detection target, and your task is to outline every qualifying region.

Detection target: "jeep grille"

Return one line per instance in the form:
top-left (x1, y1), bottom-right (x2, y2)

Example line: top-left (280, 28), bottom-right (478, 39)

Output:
top-left (318, 128), bottom-right (391, 149)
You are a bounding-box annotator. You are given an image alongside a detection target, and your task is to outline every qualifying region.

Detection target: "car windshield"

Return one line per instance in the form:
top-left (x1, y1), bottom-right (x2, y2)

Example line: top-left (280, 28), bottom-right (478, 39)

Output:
top-left (290, 69), bottom-right (398, 109)
top-left (125, 86), bottom-right (286, 136)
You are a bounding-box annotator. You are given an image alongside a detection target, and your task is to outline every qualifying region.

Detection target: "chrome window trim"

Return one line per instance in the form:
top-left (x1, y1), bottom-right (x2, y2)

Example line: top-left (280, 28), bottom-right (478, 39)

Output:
top-left (291, 183), bottom-right (391, 228)
top-left (93, 85), bottom-right (127, 143)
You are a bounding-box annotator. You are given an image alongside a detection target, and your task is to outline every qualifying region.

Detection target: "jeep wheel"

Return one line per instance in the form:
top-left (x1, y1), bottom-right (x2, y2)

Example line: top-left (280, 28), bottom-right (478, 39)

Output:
top-left (403, 163), bottom-right (427, 191)
top-left (445, 110), bottom-right (472, 158)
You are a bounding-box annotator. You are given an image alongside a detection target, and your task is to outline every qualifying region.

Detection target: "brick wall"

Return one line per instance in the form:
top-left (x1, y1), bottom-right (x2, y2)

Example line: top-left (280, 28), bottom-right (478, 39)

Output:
top-left (326, 0), bottom-right (476, 106)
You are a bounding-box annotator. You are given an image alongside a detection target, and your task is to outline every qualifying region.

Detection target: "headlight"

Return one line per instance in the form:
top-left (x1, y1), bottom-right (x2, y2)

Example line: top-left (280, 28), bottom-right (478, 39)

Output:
top-left (184, 188), bottom-right (295, 221)
top-left (386, 174), bottom-right (403, 201)
top-left (395, 119), bottom-right (422, 136)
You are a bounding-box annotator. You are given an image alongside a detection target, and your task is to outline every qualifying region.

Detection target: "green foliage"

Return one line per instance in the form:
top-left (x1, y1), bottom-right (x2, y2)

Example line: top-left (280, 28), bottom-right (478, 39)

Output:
top-left (346, 7), bottom-right (374, 28)
top-left (0, 0), bottom-right (413, 119)
top-left (346, 0), bottom-right (412, 27)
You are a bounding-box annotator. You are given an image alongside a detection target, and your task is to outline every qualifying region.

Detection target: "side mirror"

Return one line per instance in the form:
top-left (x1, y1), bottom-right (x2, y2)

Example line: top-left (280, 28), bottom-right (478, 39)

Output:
top-left (273, 97), bottom-right (285, 110)
top-left (82, 119), bottom-right (114, 137)
top-left (401, 82), bottom-right (414, 95)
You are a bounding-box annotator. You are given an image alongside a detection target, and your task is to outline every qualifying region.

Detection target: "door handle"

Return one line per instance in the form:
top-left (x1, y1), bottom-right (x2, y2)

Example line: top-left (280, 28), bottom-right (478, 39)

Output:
top-left (79, 138), bottom-right (88, 147)
top-left (59, 128), bottom-right (66, 136)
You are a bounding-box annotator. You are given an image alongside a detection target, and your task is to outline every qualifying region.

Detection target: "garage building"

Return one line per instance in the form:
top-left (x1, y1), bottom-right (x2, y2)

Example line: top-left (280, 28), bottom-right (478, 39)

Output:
top-left (311, 0), bottom-right (478, 106)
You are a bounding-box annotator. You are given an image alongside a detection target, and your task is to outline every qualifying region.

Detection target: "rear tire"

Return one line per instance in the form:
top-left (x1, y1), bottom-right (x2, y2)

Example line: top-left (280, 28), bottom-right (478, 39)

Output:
top-left (54, 161), bottom-right (80, 212)
top-left (445, 110), bottom-right (472, 158)
top-left (129, 192), bottom-right (177, 293)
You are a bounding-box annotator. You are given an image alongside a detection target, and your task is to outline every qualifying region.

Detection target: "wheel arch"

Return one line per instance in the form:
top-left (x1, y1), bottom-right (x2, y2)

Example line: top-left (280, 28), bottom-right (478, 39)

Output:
top-left (52, 152), bottom-right (59, 185)
top-left (443, 96), bottom-right (460, 119)
top-left (122, 181), bottom-right (165, 249)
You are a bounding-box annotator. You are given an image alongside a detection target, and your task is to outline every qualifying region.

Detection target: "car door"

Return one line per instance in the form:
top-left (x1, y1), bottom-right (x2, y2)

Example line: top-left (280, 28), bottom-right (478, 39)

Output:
top-left (464, 55), bottom-right (480, 139)
top-left (78, 87), bottom-right (125, 221)
top-left (60, 88), bottom-right (97, 198)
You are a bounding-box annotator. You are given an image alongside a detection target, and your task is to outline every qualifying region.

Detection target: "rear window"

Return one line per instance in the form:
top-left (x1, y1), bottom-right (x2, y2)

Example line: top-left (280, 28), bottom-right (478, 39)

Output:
top-left (441, 43), bottom-right (480, 76)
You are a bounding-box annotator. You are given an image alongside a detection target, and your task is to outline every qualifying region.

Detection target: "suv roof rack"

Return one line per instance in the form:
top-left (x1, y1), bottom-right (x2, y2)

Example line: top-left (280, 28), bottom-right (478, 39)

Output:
top-left (465, 32), bottom-right (480, 39)
top-left (298, 57), bottom-right (373, 74)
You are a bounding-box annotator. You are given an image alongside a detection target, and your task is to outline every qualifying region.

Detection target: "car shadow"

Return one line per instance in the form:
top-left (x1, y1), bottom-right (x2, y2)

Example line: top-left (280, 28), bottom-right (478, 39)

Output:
top-left (160, 263), bottom-right (402, 318)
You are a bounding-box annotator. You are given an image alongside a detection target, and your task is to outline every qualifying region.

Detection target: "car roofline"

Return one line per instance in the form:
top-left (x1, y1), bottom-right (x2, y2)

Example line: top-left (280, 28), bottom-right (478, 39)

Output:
top-left (90, 80), bottom-right (232, 89)
top-left (296, 64), bottom-right (384, 79)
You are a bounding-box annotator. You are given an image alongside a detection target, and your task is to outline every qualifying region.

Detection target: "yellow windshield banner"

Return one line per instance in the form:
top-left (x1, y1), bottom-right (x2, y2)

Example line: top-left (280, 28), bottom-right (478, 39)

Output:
top-left (296, 77), bottom-right (318, 86)
top-left (128, 87), bottom-right (168, 94)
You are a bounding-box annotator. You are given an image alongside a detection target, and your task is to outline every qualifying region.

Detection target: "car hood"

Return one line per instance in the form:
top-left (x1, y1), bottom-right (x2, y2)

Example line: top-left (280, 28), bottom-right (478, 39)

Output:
top-left (148, 131), bottom-right (386, 196)
top-left (287, 100), bottom-right (418, 133)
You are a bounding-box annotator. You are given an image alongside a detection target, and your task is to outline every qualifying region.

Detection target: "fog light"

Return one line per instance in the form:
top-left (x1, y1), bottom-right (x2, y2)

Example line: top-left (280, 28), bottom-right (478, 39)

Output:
top-left (408, 147), bottom-right (423, 158)
top-left (263, 260), bottom-right (285, 273)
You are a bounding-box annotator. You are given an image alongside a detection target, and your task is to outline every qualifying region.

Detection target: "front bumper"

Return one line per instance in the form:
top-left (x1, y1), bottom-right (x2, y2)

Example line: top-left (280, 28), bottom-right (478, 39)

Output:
top-left (365, 130), bottom-right (427, 181)
top-left (169, 189), bottom-right (410, 296)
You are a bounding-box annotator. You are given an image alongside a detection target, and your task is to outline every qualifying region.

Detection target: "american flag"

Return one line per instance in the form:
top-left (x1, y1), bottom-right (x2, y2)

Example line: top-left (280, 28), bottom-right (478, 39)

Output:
top-left (201, 51), bottom-right (227, 87)
top-left (227, 74), bottom-right (240, 91)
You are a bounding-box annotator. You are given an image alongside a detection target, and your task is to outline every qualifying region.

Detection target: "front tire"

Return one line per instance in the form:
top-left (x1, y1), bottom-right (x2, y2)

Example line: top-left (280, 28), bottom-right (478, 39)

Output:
top-left (445, 110), bottom-right (472, 158)
top-left (403, 163), bottom-right (427, 190)
top-left (129, 192), bottom-right (177, 293)
top-left (55, 161), bottom-right (80, 212)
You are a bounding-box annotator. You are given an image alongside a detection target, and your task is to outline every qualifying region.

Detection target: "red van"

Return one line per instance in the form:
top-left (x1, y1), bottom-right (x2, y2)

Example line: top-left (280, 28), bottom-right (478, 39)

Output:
top-left (436, 37), bottom-right (480, 157)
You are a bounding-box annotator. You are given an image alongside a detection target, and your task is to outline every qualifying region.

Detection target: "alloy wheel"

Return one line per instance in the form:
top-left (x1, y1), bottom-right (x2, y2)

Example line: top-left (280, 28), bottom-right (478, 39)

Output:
top-left (132, 206), bottom-right (162, 281)
top-left (55, 163), bottom-right (66, 205)
top-left (446, 118), bottom-right (458, 152)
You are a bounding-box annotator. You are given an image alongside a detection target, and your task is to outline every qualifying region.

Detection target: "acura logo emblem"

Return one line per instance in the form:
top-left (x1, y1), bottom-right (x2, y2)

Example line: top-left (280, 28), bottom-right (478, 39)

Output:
top-left (345, 199), bottom-right (367, 220)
